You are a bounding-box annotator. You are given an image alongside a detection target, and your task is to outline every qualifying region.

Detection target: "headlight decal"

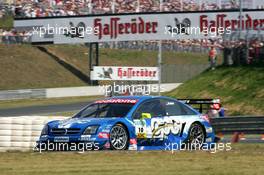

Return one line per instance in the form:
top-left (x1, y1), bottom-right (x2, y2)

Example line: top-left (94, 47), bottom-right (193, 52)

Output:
top-left (83, 125), bottom-right (99, 135)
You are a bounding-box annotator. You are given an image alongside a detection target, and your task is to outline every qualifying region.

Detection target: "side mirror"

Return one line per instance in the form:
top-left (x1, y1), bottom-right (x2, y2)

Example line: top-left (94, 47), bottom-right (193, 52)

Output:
top-left (141, 113), bottom-right (151, 119)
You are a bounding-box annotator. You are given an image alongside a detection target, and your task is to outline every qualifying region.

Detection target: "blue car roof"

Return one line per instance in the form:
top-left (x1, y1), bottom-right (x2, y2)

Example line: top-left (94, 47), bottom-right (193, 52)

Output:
top-left (110, 96), bottom-right (158, 100)
top-left (108, 96), bottom-right (200, 114)
top-left (109, 95), bottom-right (178, 102)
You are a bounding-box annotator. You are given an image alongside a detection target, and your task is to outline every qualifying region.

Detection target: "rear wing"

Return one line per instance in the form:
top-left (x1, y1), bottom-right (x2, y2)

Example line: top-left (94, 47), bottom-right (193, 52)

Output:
top-left (178, 99), bottom-right (221, 113)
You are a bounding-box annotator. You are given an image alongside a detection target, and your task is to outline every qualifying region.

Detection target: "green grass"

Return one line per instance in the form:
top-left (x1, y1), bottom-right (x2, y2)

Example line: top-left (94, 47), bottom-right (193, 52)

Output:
top-left (45, 44), bottom-right (213, 76)
top-left (0, 44), bottom-right (88, 90)
top-left (0, 44), bottom-right (212, 90)
top-left (0, 15), bottom-right (13, 29)
top-left (0, 144), bottom-right (263, 175)
top-left (165, 66), bottom-right (264, 115)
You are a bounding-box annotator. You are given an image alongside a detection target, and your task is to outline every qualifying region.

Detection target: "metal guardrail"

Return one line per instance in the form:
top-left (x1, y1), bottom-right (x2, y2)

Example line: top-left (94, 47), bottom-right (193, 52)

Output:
top-left (211, 116), bottom-right (264, 134)
top-left (0, 84), bottom-right (181, 101)
top-left (0, 89), bottom-right (45, 100)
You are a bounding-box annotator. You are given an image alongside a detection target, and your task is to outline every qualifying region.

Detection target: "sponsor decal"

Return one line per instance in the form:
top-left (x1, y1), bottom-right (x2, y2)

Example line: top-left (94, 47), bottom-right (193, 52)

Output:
top-left (130, 138), bottom-right (137, 145)
top-left (166, 18), bottom-right (191, 35)
top-left (129, 138), bottom-right (137, 151)
top-left (117, 67), bottom-right (157, 79)
top-left (91, 66), bottom-right (159, 81)
top-left (151, 117), bottom-right (186, 138)
top-left (206, 138), bottom-right (212, 142)
top-left (54, 136), bottom-right (69, 142)
top-left (134, 120), bottom-right (145, 126)
top-left (129, 144), bottom-right (137, 151)
top-left (200, 13), bottom-right (264, 34)
top-left (101, 125), bottom-right (112, 133)
top-left (64, 22), bottom-right (86, 38)
top-left (96, 67), bottom-right (113, 79)
top-left (206, 127), bottom-right (213, 133)
top-left (98, 132), bottom-right (110, 139)
top-left (94, 17), bottom-right (158, 40)
top-left (80, 135), bottom-right (94, 141)
top-left (137, 132), bottom-right (147, 139)
top-left (95, 99), bottom-right (138, 104)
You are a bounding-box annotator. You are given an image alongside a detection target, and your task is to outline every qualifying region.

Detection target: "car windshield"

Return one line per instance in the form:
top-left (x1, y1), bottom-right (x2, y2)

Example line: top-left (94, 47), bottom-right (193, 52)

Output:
top-left (74, 103), bottom-right (135, 118)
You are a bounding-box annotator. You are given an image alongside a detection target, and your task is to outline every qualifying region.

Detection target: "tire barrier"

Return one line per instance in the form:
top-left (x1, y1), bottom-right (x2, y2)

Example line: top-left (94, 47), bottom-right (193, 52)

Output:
top-left (0, 116), bottom-right (68, 152)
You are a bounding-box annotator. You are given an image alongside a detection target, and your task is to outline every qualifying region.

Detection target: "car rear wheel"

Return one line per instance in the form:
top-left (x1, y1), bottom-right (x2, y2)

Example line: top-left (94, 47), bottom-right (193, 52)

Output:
top-left (186, 123), bottom-right (205, 149)
top-left (109, 124), bottom-right (129, 150)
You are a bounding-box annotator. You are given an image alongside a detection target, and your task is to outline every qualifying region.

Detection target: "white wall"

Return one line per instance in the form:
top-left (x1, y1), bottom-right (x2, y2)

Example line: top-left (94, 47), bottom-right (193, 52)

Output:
top-left (46, 83), bottom-right (182, 98)
top-left (46, 86), bottom-right (104, 98)
top-left (0, 83), bottom-right (182, 100)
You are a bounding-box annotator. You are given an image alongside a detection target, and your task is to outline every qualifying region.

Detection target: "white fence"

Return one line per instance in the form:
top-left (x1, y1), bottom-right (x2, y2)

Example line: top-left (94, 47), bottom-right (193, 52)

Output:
top-left (0, 116), bottom-right (67, 152)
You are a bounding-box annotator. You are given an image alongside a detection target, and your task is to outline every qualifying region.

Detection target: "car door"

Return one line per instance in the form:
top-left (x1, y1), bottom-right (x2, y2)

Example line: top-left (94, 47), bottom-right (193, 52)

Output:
top-left (132, 99), bottom-right (166, 146)
top-left (156, 99), bottom-right (197, 139)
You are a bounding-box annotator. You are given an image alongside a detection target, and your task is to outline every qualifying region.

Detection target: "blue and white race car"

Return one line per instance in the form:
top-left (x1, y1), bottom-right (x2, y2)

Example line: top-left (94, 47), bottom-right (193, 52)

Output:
top-left (38, 96), bottom-right (215, 151)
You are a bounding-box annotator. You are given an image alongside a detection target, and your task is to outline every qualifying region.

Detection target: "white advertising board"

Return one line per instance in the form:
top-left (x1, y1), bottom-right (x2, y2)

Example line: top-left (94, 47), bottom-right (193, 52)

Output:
top-left (90, 66), bottom-right (159, 81)
top-left (14, 10), bottom-right (264, 43)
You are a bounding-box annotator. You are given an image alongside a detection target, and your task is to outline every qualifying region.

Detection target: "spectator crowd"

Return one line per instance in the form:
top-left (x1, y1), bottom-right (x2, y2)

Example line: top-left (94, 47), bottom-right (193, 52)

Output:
top-left (0, 28), bottom-right (31, 44)
top-left (3, 0), bottom-right (243, 18)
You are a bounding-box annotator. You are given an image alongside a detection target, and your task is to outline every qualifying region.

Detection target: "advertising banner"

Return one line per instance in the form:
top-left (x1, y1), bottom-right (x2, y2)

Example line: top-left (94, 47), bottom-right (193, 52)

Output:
top-left (14, 10), bottom-right (264, 43)
top-left (90, 66), bottom-right (159, 81)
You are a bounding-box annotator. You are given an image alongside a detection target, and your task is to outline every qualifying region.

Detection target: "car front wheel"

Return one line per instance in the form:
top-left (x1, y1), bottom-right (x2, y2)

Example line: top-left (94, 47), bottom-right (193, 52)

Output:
top-left (109, 124), bottom-right (129, 150)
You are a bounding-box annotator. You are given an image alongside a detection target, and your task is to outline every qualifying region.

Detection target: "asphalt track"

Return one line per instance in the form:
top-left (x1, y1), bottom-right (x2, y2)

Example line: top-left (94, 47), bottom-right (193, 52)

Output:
top-left (0, 101), bottom-right (90, 117)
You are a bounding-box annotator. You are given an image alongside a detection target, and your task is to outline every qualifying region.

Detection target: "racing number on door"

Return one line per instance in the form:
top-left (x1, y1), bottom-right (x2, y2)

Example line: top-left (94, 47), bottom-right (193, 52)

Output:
top-left (134, 120), bottom-right (148, 139)
top-left (137, 126), bottom-right (147, 138)
top-left (138, 127), bottom-right (144, 133)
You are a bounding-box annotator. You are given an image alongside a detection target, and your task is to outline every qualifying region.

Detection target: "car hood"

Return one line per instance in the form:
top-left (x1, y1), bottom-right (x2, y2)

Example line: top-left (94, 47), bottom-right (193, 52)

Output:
top-left (48, 117), bottom-right (121, 129)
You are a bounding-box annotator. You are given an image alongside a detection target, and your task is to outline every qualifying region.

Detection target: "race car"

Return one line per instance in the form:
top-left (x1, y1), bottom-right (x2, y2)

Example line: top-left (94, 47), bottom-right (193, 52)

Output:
top-left (38, 96), bottom-right (215, 151)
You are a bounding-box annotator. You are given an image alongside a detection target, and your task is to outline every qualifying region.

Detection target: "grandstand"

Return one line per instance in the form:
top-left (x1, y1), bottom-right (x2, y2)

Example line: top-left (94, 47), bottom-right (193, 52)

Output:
top-left (0, 0), bottom-right (263, 20)
top-left (8, 0), bottom-right (264, 18)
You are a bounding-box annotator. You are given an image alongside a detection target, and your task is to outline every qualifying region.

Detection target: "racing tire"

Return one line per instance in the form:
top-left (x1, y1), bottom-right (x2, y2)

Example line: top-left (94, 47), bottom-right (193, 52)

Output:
top-left (184, 123), bottom-right (205, 150)
top-left (109, 124), bottom-right (129, 150)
